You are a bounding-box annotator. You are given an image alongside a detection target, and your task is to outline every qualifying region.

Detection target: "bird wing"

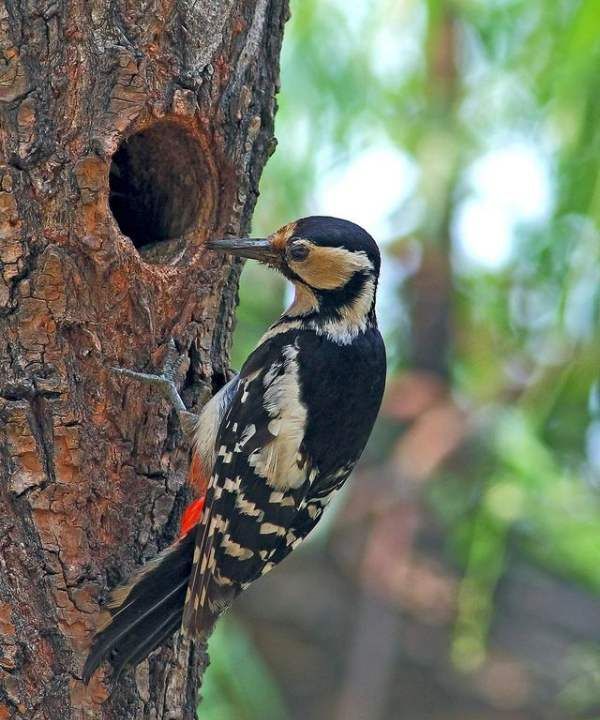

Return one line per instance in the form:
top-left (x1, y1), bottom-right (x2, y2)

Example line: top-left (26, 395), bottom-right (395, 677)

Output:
top-left (182, 340), bottom-right (312, 636)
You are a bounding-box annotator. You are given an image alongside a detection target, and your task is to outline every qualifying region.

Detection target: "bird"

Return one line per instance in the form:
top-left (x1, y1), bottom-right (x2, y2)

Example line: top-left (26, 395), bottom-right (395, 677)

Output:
top-left (83, 215), bottom-right (386, 683)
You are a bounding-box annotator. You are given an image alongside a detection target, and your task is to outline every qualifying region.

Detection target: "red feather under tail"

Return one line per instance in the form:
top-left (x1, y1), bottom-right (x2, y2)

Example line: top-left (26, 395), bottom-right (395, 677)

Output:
top-left (179, 497), bottom-right (205, 537)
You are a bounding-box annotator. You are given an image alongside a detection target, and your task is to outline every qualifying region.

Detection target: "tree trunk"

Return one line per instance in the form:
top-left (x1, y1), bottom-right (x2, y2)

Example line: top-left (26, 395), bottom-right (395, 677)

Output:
top-left (0, 1), bottom-right (288, 717)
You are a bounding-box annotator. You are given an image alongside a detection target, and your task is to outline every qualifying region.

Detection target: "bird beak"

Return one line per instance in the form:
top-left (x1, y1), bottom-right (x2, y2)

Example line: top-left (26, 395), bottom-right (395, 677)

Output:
top-left (207, 237), bottom-right (282, 267)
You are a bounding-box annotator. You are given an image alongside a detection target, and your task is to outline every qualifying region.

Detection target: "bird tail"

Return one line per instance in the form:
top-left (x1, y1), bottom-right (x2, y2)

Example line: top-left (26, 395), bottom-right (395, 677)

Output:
top-left (82, 530), bottom-right (195, 683)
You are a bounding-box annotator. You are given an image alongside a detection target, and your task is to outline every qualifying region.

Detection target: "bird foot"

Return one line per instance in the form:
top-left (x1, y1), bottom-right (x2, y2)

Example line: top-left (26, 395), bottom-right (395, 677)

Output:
top-left (112, 339), bottom-right (199, 437)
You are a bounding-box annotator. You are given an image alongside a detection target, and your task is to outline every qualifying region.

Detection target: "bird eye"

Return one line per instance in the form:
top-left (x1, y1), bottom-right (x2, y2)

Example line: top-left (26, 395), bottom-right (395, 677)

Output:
top-left (288, 240), bottom-right (310, 262)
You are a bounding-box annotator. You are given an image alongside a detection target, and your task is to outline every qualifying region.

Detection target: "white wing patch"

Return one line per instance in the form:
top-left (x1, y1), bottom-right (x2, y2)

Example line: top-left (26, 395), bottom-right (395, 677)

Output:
top-left (221, 534), bottom-right (255, 560)
top-left (259, 523), bottom-right (287, 536)
top-left (235, 494), bottom-right (265, 519)
top-left (248, 344), bottom-right (307, 490)
top-left (248, 345), bottom-right (306, 490)
top-left (268, 490), bottom-right (295, 506)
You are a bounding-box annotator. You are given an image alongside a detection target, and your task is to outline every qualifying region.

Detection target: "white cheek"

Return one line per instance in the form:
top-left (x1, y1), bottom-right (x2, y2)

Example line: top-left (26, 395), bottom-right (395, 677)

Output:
top-left (288, 247), bottom-right (374, 291)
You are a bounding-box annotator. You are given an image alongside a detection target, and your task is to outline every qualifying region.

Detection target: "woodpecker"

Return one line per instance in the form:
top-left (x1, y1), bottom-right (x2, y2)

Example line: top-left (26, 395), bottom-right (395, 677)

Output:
top-left (83, 216), bottom-right (386, 682)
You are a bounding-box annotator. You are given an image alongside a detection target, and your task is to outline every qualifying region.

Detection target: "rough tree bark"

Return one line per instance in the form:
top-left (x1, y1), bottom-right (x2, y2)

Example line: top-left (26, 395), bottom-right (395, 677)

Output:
top-left (0, 1), bottom-right (288, 717)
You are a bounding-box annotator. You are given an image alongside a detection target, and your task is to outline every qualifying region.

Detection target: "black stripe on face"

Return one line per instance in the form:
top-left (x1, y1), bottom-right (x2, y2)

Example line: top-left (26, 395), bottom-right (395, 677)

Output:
top-left (320, 270), bottom-right (374, 316)
top-left (289, 270), bottom-right (375, 324)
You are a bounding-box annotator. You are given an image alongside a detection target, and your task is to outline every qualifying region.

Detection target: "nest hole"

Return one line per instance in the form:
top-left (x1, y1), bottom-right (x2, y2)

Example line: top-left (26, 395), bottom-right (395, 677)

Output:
top-left (109, 121), bottom-right (206, 263)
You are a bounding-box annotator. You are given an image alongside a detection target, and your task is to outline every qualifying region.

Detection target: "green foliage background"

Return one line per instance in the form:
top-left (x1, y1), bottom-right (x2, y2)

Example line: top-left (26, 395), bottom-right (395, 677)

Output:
top-left (201, 1), bottom-right (600, 717)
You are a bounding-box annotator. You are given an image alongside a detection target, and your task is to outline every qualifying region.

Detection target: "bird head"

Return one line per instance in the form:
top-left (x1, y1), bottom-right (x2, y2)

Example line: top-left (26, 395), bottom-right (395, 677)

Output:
top-left (208, 216), bottom-right (380, 327)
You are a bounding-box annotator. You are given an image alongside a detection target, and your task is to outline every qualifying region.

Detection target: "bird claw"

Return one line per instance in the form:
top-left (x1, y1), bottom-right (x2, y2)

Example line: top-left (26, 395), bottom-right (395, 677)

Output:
top-left (161, 338), bottom-right (182, 383)
top-left (112, 339), bottom-right (199, 433)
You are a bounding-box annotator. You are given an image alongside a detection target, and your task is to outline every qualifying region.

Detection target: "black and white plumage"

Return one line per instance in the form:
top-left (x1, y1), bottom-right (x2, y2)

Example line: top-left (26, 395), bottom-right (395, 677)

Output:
top-left (83, 216), bottom-right (386, 682)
